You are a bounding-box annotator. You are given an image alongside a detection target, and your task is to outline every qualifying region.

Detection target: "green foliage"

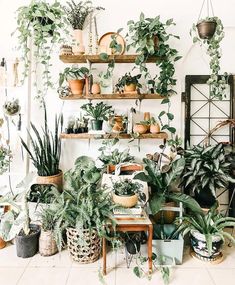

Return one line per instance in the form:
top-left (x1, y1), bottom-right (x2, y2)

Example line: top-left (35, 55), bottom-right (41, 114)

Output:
top-left (3, 99), bottom-right (20, 116)
top-left (174, 202), bottom-right (235, 254)
top-left (40, 202), bottom-right (61, 232)
top-left (191, 17), bottom-right (227, 100)
top-left (81, 102), bottom-right (113, 121)
top-left (14, 0), bottom-right (68, 104)
top-left (65, 0), bottom-right (104, 30)
top-left (181, 143), bottom-right (235, 198)
top-left (21, 106), bottom-right (62, 176)
top-left (0, 145), bottom-right (11, 175)
top-left (115, 73), bottom-right (142, 91)
top-left (28, 184), bottom-right (57, 204)
top-left (53, 156), bottom-right (116, 251)
top-left (112, 178), bottom-right (143, 196)
top-left (59, 66), bottom-right (89, 86)
top-left (98, 138), bottom-right (134, 168)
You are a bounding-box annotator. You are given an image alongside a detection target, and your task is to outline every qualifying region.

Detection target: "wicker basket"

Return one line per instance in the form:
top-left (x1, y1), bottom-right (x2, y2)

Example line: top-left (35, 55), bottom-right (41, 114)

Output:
top-left (36, 170), bottom-right (63, 192)
top-left (39, 230), bottom-right (58, 256)
top-left (66, 228), bottom-right (101, 264)
top-left (113, 193), bottom-right (138, 208)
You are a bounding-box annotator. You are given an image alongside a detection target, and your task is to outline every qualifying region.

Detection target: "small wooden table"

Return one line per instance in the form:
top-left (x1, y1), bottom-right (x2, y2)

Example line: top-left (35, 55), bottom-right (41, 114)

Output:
top-left (102, 212), bottom-right (153, 275)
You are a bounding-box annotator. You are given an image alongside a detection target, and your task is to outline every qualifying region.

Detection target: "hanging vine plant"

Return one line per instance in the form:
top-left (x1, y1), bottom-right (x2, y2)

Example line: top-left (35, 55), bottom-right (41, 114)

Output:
top-left (126, 13), bottom-right (181, 136)
top-left (191, 16), bottom-right (227, 100)
top-left (14, 0), bottom-right (68, 104)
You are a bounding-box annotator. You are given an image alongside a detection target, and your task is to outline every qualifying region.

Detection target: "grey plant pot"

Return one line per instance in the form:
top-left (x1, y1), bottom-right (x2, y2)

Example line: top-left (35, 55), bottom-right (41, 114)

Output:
top-left (152, 234), bottom-right (184, 265)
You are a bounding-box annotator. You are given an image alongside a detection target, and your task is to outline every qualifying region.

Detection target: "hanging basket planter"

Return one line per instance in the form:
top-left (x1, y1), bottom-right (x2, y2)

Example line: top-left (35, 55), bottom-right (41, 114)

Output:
top-left (3, 99), bottom-right (21, 116)
top-left (196, 20), bottom-right (217, 39)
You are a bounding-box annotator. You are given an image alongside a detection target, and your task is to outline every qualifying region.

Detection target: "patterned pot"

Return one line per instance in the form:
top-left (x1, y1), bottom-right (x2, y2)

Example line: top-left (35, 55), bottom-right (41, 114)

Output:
top-left (190, 230), bottom-right (223, 261)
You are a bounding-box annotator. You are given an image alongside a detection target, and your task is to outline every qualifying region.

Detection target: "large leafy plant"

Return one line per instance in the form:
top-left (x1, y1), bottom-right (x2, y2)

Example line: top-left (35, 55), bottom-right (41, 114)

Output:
top-left (98, 138), bottom-right (134, 168)
top-left (14, 0), bottom-right (68, 104)
top-left (21, 106), bottom-right (63, 176)
top-left (59, 66), bottom-right (89, 87)
top-left (81, 102), bottom-right (113, 121)
top-left (181, 143), bottom-right (235, 199)
top-left (65, 0), bottom-right (104, 30)
top-left (174, 202), bottom-right (235, 255)
top-left (112, 178), bottom-right (142, 196)
top-left (191, 17), bottom-right (227, 100)
top-left (126, 13), bottom-right (181, 137)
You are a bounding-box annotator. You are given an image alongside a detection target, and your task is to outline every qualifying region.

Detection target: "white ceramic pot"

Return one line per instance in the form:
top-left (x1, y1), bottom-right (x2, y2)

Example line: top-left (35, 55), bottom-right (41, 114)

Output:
top-left (73, 29), bottom-right (85, 55)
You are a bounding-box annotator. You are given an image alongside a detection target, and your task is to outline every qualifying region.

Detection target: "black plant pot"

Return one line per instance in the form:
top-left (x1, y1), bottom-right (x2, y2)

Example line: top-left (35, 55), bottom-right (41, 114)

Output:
top-left (125, 239), bottom-right (141, 255)
top-left (15, 225), bottom-right (40, 258)
top-left (194, 190), bottom-right (216, 209)
top-left (91, 120), bottom-right (103, 131)
top-left (196, 21), bottom-right (217, 40)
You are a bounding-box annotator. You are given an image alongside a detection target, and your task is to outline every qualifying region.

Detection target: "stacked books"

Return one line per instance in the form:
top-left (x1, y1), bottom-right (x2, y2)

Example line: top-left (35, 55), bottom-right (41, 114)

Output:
top-left (113, 205), bottom-right (144, 219)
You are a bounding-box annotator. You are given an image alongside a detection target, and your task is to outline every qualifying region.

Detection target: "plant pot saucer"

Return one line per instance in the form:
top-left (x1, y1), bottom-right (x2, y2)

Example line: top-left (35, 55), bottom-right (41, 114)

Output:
top-left (190, 249), bottom-right (223, 264)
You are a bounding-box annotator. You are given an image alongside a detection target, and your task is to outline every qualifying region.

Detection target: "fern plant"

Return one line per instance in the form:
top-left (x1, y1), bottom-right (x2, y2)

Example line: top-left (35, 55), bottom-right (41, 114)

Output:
top-left (21, 105), bottom-right (63, 176)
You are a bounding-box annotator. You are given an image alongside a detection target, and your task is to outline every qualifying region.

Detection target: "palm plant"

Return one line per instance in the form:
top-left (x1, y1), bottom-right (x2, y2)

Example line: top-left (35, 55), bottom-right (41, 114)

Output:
top-left (21, 106), bottom-right (63, 176)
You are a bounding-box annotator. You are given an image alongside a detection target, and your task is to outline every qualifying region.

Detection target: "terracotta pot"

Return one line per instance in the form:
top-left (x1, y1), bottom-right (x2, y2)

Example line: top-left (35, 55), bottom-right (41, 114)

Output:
top-left (196, 21), bottom-right (217, 40)
top-left (144, 112), bottom-right (151, 121)
top-left (153, 35), bottom-right (159, 50)
top-left (133, 124), bottom-right (148, 134)
top-left (68, 79), bottom-right (85, 95)
top-left (73, 29), bottom-right (85, 54)
top-left (153, 201), bottom-right (176, 224)
top-left (124, 83), bottom-right (136, 93)
top-left (113, 193), bottom-right (138, 208)
top-left (150, 123), bottom-right (160, 134)
top-left (36, 170), bottom-right (63, 192)
top-left (112, 116), bottom-right (125, 133)
top-left (91, 83), bottom-right (101, 95)
top-left (0, 237), bottom-right (6, 249)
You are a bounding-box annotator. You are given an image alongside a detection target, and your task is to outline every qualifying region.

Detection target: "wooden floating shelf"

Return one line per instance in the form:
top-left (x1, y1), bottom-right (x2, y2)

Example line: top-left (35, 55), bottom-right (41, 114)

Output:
top-left (60, 132), bottom-right (168, 140)
top-left (59, 54), bottom-right (160, 64)
top-left (59, 93), bottom-right (163, 100)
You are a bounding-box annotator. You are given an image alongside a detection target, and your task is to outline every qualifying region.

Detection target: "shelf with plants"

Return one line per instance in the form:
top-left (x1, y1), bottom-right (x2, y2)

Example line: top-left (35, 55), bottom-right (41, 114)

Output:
top-left (60, 132), bottom-right (168, 140)
top-left (59, 54), bottom-right (161, 64)
top-left (59, 93), bottom-right (163, 100)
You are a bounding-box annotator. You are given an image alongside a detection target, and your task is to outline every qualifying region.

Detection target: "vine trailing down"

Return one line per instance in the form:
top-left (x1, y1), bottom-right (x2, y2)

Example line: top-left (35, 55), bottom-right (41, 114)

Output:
top-left (126, 13), bottom-right (182, 137)
top-left (191, 17), bottom-right (228, 100)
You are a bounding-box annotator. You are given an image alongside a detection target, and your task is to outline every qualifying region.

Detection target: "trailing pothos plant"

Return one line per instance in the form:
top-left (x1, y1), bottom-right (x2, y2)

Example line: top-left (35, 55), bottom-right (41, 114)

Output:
top-left (191, 17), bottom-right (228, 100)
top-left (126, 13), bottom-right (181, 137)
top-left (14, 0), bottom-right (68, 104)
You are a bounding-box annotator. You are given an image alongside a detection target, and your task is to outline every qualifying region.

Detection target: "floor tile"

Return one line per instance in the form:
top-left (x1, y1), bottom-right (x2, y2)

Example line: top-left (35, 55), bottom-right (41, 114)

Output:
top-left (29, 250), bottom-right (72, 268)
top-left (17, 267), bottom-right (70, 285)
top-left (0, 244), bottom-right (32, 267)
top-left (67, 268), bottom-right (115, 285)
top-left (207, 268), bottom-right (235, 284)
top-left (0, 268), bottom-right (25, 285)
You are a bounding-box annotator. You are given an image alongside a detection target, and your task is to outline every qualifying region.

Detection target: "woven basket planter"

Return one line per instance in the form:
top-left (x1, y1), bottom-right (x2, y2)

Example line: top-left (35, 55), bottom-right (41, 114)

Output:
top-left (66, 228), bottom-right (100, 264)
top-left (36, 170), bottom-right (63, 192)
top-left (39, 230), bottom-right (58, 257)
top-left (113, 193), bottom-right (138, 208)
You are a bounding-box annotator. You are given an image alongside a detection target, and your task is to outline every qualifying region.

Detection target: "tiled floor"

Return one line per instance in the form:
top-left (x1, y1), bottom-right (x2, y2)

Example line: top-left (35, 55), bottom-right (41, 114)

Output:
top-left (0, 242), bottom-right (235, 285)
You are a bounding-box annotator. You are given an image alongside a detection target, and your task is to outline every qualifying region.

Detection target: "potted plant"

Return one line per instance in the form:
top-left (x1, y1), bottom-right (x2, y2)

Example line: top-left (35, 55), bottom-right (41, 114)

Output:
top-left (3, 99), bottom-right (20, 116)
top-left (174, 201), bottom-right (235, 262)
top-left (53, 156), bottom-right (116, 263)
top-left (39, 204), bottom-right (59, 257)
top-left (110, 115), bottom-right (127, 133)
top-left (65, 0), bottom-right (104, 54)
top-left (112, 178), bottom-right (143, 208)
top-left (20, 106), bottom-right (63, 192)
top-left (191, 17), bottom-right (227, 100)
top-left (133, 122), bottom-right (149, 134)
top-left (0, 175), bottom-right (41, 258)
top-left (181, 143), bottom-right (235, 208)
top-left (59, 66), bottom-right (89, 95)
top-left (115, 73), bottom-right (142, 93)
top-left (15, 0), bottom-right (68, 103)
top-left (81, 102), bottom-right (113, 131)
top-left (149, 117), bottom-right (161, 134)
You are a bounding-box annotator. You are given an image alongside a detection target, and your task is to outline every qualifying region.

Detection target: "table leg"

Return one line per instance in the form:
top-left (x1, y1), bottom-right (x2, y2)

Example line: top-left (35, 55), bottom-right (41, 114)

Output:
top-left (102, 237), bottom-right (107, 275)
top-left (148, 224), bottom-right (153, 273)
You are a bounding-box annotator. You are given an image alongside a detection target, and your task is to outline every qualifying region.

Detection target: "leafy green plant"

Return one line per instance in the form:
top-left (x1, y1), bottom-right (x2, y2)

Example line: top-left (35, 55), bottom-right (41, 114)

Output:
top-left (14, 0), bottom-right (68, 104)
top-left (65, 0), bottom-right (104, 30)
top-left (0, 145), bottom-right (11, 176)
top-left (181, 143), bottom-right (235, 199)
top-left (28, 184), bottom-right (57, 204)
top-left (115, 73), bottom-right (142, 91)
top-left (98, 138), bottom-right (134, 168)
top-left (3, 99), bottom-right (20, 116)
top-left (81, 102), bottom-right (113, 121)
top-left (40, 203), bottom-right (60, 232)
top-left (20, 105), bottom-right (63, 176)
top-left (126, 13), bottom-right (181, 137)
top-left (174, 202), bottom-right (235, 255)
top-left (191, 17), bottom-right (228, 100)
top-left (59, 66), bottom-right (89, 86)
top-left (112, 178), bottom-right (142, 196)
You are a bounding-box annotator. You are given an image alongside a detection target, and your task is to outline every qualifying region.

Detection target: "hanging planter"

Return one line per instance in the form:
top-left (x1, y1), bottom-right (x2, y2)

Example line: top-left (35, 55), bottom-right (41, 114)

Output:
top-left (3, 99), bottom-right (20, 116)
top-left (196, 19), bottom-right (217, 39)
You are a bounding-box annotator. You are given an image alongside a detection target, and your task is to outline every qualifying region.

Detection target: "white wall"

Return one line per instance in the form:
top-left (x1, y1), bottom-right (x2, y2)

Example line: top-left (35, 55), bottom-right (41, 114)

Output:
top-left (1, 0), bottom-right (235, 182)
